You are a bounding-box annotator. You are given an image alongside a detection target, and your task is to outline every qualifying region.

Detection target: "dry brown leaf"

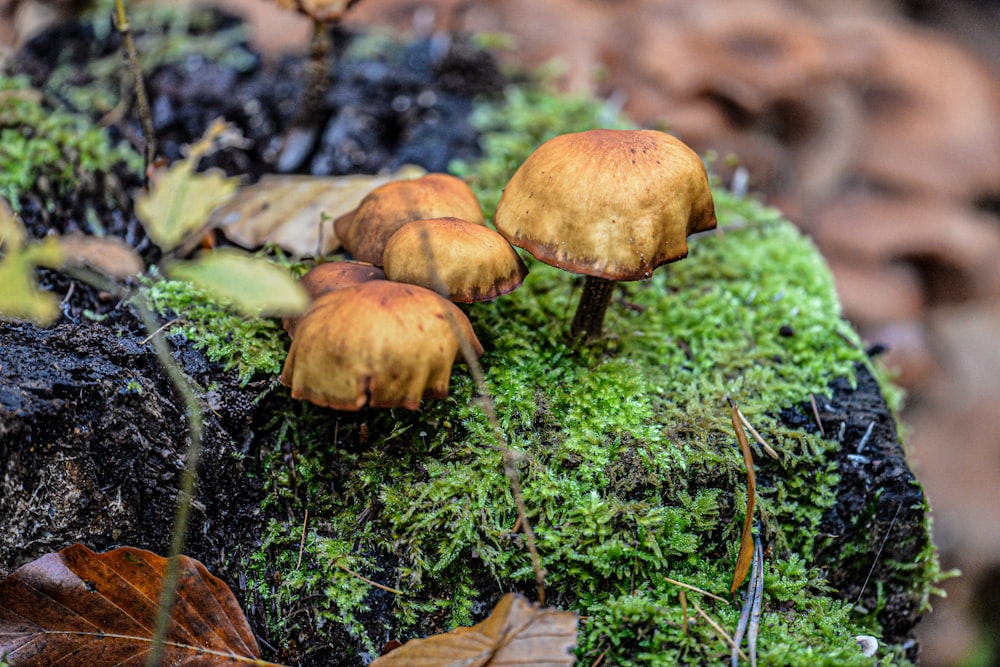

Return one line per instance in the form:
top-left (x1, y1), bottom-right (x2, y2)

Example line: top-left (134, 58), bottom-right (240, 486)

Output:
top-left (729, 399), bottom-right (757, 594)
top-left (56, 234), bottom-right (145, 281)
top-left (210, 166), bottom-right (425, 258)
top-left (371, 593), bottom-right (578, 667)
top-left (0, 544), bottom-right (283, 666)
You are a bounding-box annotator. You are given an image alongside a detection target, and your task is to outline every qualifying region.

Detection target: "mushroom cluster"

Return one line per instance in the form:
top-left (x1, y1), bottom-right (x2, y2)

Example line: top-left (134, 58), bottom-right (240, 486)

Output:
top-left (281, 172), bottom-right (529, 411)
top-left (351, 0), bottom-right (1000, 390)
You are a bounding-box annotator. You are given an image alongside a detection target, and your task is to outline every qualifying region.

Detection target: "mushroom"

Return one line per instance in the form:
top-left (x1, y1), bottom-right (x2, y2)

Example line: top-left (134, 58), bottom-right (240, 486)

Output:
top-left (382, 217), bottom-right (528, 303)
top-left (493, 128), bottom-right (717, 341)
top-left (283, 260), bottom-right (385, 337)
top-left (334, 173), bottom-right (486, 265)
top-left (280, 280), bottom-right (483, 411)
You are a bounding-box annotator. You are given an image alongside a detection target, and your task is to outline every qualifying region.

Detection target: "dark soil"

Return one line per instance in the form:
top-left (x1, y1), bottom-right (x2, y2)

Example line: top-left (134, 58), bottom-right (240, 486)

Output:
top-left (785, 362), bottom-right (930, 660)
top-left (0, 9), bottom-right (930, 666)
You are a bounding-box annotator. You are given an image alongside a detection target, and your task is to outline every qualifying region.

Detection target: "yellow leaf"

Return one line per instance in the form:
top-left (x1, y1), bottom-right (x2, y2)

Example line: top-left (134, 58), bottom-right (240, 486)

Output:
top-left (165, 249), bottom-right (309, 317)
top-left (0, 197), bottom-right (26, 250)
top-left (135, 121), bottom-right (241, 252)
top-left (0, 238), bottom-right (65, 326)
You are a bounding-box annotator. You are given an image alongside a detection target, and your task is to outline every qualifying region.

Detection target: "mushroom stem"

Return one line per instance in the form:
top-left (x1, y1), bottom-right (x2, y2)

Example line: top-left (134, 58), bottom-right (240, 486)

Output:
top-left (296, 18), bottom-right (333, 128)
top-left (571, 275), bottom-right (616, 341)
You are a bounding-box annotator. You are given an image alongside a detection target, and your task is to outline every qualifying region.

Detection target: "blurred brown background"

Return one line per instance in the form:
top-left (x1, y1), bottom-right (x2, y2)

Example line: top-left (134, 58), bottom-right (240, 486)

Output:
top-left (3, 0), bottom-right (999, 663)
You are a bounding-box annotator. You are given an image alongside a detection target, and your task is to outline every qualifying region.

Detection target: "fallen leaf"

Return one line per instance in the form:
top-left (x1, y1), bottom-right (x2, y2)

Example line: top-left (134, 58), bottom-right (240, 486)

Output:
top-left (135, 120), bottom-right (241, 252)
top-left (0, 198), bottom-right (65, 325)
top-left (209, 166), bottom-right (425, 257)
top-left (0, 197), bottom-right (26, 249)
top-left (165, 249), bottom-right (309, 317)
top-left (0, 544), bottom-right (284, 666)
top-left (729, 399), bottom-right (757, 594)
top-left (371, 593), bottom-right (578, 667)
top-left (55, 234), bottom-right (145, 281)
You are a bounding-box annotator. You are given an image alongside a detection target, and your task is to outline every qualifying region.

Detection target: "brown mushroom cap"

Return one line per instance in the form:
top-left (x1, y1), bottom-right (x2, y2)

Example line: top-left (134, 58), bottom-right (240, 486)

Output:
top-left (283, 260), bottom-right (386, 337)
top-left (382, 217), bottom-right (528, 303)
top-left (299, 260), bottom-right (386, 299)
top-left (334, 173), bottom-right (486, 265)
top-left (493, 129), bottom-right (717, 282)
top-left (280, 280), bottom-right (484, 411)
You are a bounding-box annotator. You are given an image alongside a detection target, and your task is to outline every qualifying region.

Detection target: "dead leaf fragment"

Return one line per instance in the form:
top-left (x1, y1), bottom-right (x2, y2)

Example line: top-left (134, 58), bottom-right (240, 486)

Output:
top-left (56, 234), bottom-right (145, 280)
top-left (211, 166), bottom-right (425, 257)
top-left (0, 544), bottom-right (283, 667)
top-left (729, 399), bottom-right (757, 594)
top-left (371, 593), bottom-right (577, 667)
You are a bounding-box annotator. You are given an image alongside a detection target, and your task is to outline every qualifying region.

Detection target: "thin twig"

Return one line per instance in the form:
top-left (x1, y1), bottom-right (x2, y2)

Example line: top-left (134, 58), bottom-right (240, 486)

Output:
top-left (296, 508), bottom-right (309, 569)
top-left (679, 590), bottom-right (689, 636)
top-left (112, 0), bottom-right (156, 179)
top-left (136, 297), bottom-right (204, 667)
top-left (731, 528), bottom-right (758, 667)
top-left (748, 532), bottom-right (764, 667)
top-left (663, 576), bottom-right (728, 603)
top-left (856, 504), bottom-right (901, 606)
top-left (693, 601), bottom-right (748, 663)
top-left (736, 409), bottom-right (779, 459)
top-left (335, 562), bottom-right (404, 595)
top-left (139, 316), bottom-right (184, 345)
top-left (809, 393), bottom-right (825, 437)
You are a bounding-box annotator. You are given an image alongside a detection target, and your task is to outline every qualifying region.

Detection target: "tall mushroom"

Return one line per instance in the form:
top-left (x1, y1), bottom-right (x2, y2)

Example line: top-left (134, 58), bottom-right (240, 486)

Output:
top-left (280, 280), bottom-right (483, 410)
top-left (493, 128), bottom-right (717, 341)
top-left (334, 173), bottom-right (486, 265)
top-left (382, 217), bottom-right (528, 303)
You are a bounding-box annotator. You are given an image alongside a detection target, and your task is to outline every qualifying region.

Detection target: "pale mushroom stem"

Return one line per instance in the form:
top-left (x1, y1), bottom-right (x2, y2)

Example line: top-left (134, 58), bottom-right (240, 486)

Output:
top-left (571, 275), bottom-right (616, 341)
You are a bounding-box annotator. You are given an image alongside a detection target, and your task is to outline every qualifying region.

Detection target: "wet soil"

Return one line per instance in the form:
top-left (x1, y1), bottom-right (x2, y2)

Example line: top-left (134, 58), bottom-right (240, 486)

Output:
top-left (0, 10), bottom-right (930, 665)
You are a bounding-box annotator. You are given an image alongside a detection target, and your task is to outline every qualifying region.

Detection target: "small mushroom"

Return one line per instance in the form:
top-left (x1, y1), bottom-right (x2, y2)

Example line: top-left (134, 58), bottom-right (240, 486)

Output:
top-left (280, 280), bottom-right (483, 411)
top-left (382, 217), bottom-right (528, 303)
top-left (283, 260), bottom-right (385, 337)
top-left (494, 128), bottom-right (717, 341)
top-left (334, 173), bottom-right (486, 265)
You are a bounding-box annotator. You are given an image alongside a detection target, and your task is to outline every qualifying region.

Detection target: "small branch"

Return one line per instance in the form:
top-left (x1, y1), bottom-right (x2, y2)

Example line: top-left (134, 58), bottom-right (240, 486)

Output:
top-left (663, 576), bottom-right (727, 603)
top-left (335, 562), bottom-right (404, 596)
top-left (112, 0), bottom-right (156, 180)
top-left (693, 600), bottom-right (748, 663)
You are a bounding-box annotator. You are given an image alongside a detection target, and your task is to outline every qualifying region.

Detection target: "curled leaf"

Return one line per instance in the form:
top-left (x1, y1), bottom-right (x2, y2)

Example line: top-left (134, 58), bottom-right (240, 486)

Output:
top-left (372, 593), bottom-right (578, 667)
top-left (729, 398), bottom-right (757, 594)
top-left (0, 544), bottom-right (282, 666)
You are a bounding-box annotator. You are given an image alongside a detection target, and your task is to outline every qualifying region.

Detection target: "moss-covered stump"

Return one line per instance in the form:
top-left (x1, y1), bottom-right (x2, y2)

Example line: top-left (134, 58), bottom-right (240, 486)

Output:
top-left (242, 191), bottom-right (938, 666)
top-left (0, 10), bottom-right (941, 665)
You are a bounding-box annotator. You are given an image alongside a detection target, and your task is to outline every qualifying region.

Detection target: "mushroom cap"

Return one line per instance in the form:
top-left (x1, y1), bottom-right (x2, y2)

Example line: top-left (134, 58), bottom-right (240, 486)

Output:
top-left (494, 129), bottom-right (717, 281)
top-left (299, 260), bottom-right (386, 299)
top-left (334, 173), bottom-right (486, 265)
top-left (283, 260), bottom-right (386, 338)
top-left (279, 280), bottom-right (484, 411)
top-left (382, 217), bottom-right (528, 303)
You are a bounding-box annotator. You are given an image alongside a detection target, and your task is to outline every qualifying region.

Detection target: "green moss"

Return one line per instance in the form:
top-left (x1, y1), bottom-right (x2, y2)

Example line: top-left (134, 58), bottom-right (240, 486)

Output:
top-left (142, 276), bottom-right (289, 384)
top-left (214, 88), bottom-right (926, 664)
top-left (0, 75), bottom-right (142, 211)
